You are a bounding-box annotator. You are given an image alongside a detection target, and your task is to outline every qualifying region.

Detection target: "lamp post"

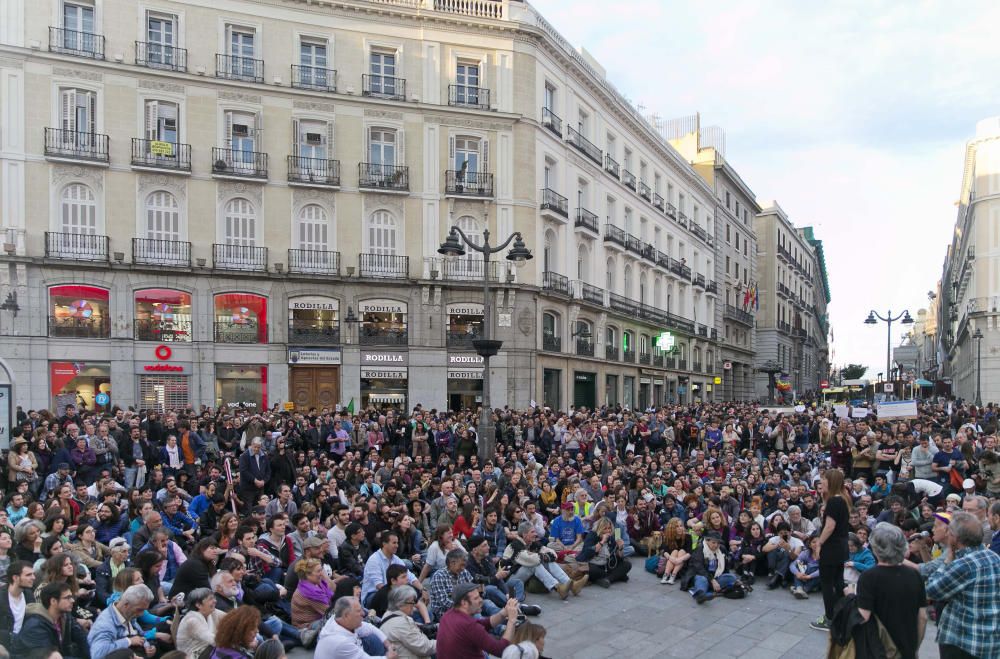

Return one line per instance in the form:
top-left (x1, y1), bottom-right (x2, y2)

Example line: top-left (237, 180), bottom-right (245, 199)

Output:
top-left (439, 227), bottom-right (532, 462)
top-left (972, 327), bottom-right (983, 407)
top-left (864, 309), bottom-right (913, 391)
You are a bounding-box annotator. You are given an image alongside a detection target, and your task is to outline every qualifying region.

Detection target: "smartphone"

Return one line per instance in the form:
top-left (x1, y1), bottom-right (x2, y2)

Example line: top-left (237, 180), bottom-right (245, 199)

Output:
top-left (614, 528), bottom-right (622, 541)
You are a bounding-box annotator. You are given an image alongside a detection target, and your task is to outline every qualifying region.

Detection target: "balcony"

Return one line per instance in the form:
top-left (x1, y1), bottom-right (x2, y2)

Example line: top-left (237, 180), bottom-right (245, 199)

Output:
top-left (639, 304), bottom-right (662, 324)
top-left (135, 319), bottom-right (192, 342)
top-left (665, 356), bottom-right (676, 369)
top-left (359, 253), bottom-right (409, 278)
top-left (289, 320), bottom-right (341, 345)
top-left (609, 292), bottom-right (640, 316)
top-left (711, 328), bottom-right (718, 340)
top-left (665, 203), bottom-right (677, 219)
top-left (445, 170), bottom-right (493, 197)
top-left (541, 108), bottom-right (562, 137)
top-left (447, 330), bottom-right (481, 349)
top-left (776, 281), bottom-right (790, 298)
top-left (214, 321), bottom-right (265, 344)
top-left (212, 147), bottom-right (268, 180)
top-left (574, 207), bottom-right (599, 234)
top-left (542, 334), bottom-right (562, 352)
top-left (604, 223), bottom-right (627, 249)
top-left (576, 338), bottom-right (594, 357)
top-left (623, 349), bottom-right (636, 363)
top-left (793, 327), bottom-right (808, 340)
top-left (652, 354), bottom-right (664, 368)
top-left (132, 238), bottom-right (191, 267)
top-left (724, 304), bottom-right (754, 327)
top-left (676, 212), bottom-right (688, 228)
top-left (639, 352), bottom-right (651, 365)
top-left (706, 280), bottom-right (718, 295)
top-left (622, 169), bottom-right (636, 191)
top-left (45, 232), bottom-right (108, 262)
top-left (624, 233), bottom-right (643, 255)
top-left (131, 139), bottom-right (191, 173)
top-left (693, 274), bottom-right (706, 289)
top-left (287, 156), bottom-right (340, 188)
top-left (697, 324), bottom-right (708, 338)
top-left (437, 258), bottom-right (499, 282)
top-left (542, 271), bottom-right (570, 296)
top-left (652, 193), bottom-right (665, 211)
top-left (135, 41), bottom-right (186, 71)
top-left (606, 345), bottom-right (619, 361)
top-left (693, 361), bottom-right (702, 373)
top-left (213, 244), bottom-right (267, 271)
top-left (288, 248), bottom-right (340, 276)
top-left (665, 312), bottom-right (695, 334)
top-left (690, 223), bottom-right (708, 243)
top-left (539, 188), bottom-right (569, 219)
top-left (363, 74), bottom-right (406, 101)
top-left (604, 154), bottom-right (620, 179)
top-left (360, 326), bottom-right (408, 346)
top-left (638, 181), bottom-right (651, 201)
top-left (48, 316), bottom-right (110, 339)
top-left (448, 84), bottom-right (491, 109)
top-left (44, 129), bottom-right (109, 164)
top-left (778, 320), bottom-right (792, 334)
top-left (359, 163), bottom-right (409, 192)
top-left (678, 359), bottom-right (688, 370)
top-left (216, 54), bottom-right (264, 83)
top-left (291, 65), bottom-right (336, 92)
top-left (566, 126), bottom-right (602, 165)
top-left (572, 281), bottom-right (606, 306)
top-left (49, 27), bottom-right (104, 59)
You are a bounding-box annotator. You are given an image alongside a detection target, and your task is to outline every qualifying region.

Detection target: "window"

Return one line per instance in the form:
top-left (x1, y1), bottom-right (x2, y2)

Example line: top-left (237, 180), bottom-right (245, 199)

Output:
top-left (367, 210), bottom-right (398, 255)
top-left (639, 273), bottom-right (647, 305)
top-left (293, 119), bottom-right (331, 160)
top-left (223, 198), bottom-right (256, 245)
top-left (144, 191), bottom-right (180, 242)
top-left (577, 244), bottom-right (589, 280)
top-left (451, 136), bottom-right (483, 173)
top-left (60, 183), bottom-right (97, 234)
top-left (623, 330), bottom-right (633, 352)
top-left (623, 148), bottom-right (632, 171)
top-left (134, 289), bottom-right (192, 342)
top-left (623, 265), bottom-right (632, 297)
top-left (542, 312), bottom-right (558, 337)
top-left (456, 61), bottom-right (480, 96)
top-left (450, 215), bottom-right (483, 278)
top-left (578, 110), bottom-right (589, 136)
top-left (369, 128), bottom-right (396, 165)
top-left (144, 100), bottom-right (178, 143)
top-left (297, 204), bottom-right (329, 251)
top-left (726, 224), bottom-right (731, 243)
top-left (606, 258), bottom-right (615, 291)
top-left (48, 284), bottom-right (109, 339)
top-left (228, 25), bottom-right (255, 59)
top-left (369, 50), bottom-right (397, 95)
top-left (63, 2), bottom-right (95, 33)
top-left (725, 191), bottom-right (731, 209)
top-left (725, 256), bottom-right (730, 274)
top-left (145, 12), bottom-right (177, 66)
top-left (224, 110), bottom-right (258, 170)
top-left (606, 326), bottom-right (616, 347)
top-left (543, 83), bottom-right (555, 110)
top-left (60, 88), bottom-right (96, 134)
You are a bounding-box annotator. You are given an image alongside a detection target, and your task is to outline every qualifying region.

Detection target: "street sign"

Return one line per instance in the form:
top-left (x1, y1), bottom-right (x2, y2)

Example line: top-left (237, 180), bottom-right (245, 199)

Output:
top-left (95, 392), bottom-right (110, 406)
top-left (883, 383), bottom-right (894, 394)
top-left (723, 361), bottom-right (732, 370)
top-left (714, 376), bottom-right (722, 385)
top-left (820, 379), bottom-right (829, 389)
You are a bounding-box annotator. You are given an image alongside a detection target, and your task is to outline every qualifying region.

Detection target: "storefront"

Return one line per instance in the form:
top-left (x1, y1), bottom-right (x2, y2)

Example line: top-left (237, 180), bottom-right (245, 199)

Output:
top-left (288, 296), bottom-right (340, 345)
top-left (638, 377), bottom-right (651, 411)
top-left (447, 354), bottom-right (483, 411)
top-left (48, 285), bottom-right (110, 339)
top-left (623, 375), bottom-right (635, 410)
top-left (361, 351), bottom-right (407, 409)
top-left (359, 299), bottom-right (407, 346)
top-left (573, 371), bottom-right (596, 409)
top-left (542, 368), bottom-right (561, 410)
top-left (446, 303), bottom-right (484, 349)
top-left (653, 378), bottom-right (664, 407)
top-left (214, 293), bottom-right (268, 344)
top-left (50, 361), bottom-right (111, 414)
top-left (135, 289), bottom-right (193, 342)
top-left (605, 374), bottom-right (618, 407)
top-left (136, 344), bottom-right (191, 411)
top-left (215, 364), bottom-right (268, 410)
top-left (288, 347), bottom-right (342, 411)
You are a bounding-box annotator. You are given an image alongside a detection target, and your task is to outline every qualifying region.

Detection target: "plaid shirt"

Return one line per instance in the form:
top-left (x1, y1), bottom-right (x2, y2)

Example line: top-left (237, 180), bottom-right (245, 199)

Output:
top-left (428, 567), bottom-right (473, 620)
top-left (924, 546), bottom-right (1000, 658)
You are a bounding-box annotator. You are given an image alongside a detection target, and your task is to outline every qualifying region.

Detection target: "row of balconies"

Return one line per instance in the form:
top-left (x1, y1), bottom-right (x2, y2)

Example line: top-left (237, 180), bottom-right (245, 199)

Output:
top-left (776, 241), bottom-right (812, 279)
top-left (49, 29), bottom-right (493, 109)
top-left (542, 107), bottom-right (713, 250)
top-left (542, 331), bottom-right (716, 374)
top-left (597, 221), bottom-right (713, 288)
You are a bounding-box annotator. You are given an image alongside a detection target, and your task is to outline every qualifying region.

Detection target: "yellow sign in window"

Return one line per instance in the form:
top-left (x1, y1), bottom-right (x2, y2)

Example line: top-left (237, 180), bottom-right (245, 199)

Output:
top-left (150, 140), bottom-right (174, 156)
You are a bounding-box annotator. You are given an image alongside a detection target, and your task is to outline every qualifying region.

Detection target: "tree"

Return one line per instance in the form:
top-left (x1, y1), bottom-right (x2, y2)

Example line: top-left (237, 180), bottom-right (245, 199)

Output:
top-left (841, 364), bottom-right (867, 380)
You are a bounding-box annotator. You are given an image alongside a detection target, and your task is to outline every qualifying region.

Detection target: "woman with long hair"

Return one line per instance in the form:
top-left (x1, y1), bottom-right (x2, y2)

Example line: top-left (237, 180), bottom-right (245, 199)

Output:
top-left (737, 522), bottom-right (767, 581)
top-left (418, 524), bottom-right (465, 581)
top-left (814, 468), bottom-right (851, 631)
top-left (214, 512), bottom-right (241, 551)
top-left (211, 604), bottom-right (261, 659)
top-left (452, 502), bottom-right (479, 542)
top-left (702, 508), bottom-right (730, 545)
top-left (66, 521), bottom-right (109, 569)
top-left (658, 517), bottom-right (692, 585)
top-left (578, 516), bottom-right (631, 587)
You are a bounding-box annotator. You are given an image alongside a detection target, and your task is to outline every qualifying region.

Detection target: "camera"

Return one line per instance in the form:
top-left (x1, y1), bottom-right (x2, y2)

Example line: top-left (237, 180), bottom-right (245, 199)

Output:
top-left (471, 574), bottom-right (493, 585)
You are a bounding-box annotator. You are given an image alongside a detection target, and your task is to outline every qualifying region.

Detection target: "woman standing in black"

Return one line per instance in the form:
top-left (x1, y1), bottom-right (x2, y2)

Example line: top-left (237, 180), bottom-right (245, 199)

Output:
top-left (814, 468), bottom-right (851, 631)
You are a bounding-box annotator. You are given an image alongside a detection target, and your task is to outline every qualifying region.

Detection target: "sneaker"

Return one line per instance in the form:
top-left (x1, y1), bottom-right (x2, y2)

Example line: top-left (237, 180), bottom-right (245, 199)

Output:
top-left (660, 574), bottom-right (670, 584)
top-left (667, 574), bottom-right (676, 585)
top-left (792, 586), bottom-right (808, 600)
top-left (810, 617), bottom-right (830, 631)
top-left (571, 575), bottom-right (589, 596)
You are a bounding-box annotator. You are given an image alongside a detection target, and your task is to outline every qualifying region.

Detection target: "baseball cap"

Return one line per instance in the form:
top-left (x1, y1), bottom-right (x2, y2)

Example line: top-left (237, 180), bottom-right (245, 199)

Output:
top-left (962, 479), bottom-right (975, 490)
top-left (251, 505), bottom-right (266, 515)
top-left (934, 511), bottom-right (952, 524)
top-left (451, 582), bottom-right (480, 607)
top-left (468, 535), bottom-right (486, 550)
top-left (560, 502), bottom-right (574, 511)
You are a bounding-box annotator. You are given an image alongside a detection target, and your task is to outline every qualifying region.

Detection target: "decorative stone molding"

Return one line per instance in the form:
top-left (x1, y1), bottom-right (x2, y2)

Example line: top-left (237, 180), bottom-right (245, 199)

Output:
top-left (137, 174), bottom-right (186, 203)
top-left (294, 100), bottom-right (337, 113)
top-left (363, 193), bottom-right (404, 217)
top-left (218, 91), bottom-right (262, 104)
top-left (425, 115), bottom-right (511, 131)
top-left (138, 78), bottom-right (185, 94)
top-left (517, 307), bottom-right (533, 336)
top-left (51, 165), bottom-right (103, 192)
top-left (0, 57), bottom-right (24, 69)
top-left (52, 66), bottom-right (102, 81)
top-left (364, 108), bottom-right (404, 120)
top-left (217, 181), bottom-right (262, 208)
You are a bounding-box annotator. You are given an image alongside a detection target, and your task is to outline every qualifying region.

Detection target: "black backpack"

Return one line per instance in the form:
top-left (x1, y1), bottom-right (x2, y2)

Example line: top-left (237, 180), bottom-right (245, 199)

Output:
top-left (722, 580), bottom-right (748, 599)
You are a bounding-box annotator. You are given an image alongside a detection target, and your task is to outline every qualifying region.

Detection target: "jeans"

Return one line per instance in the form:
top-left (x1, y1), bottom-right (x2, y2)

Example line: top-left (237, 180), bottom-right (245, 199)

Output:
top-left (361, 635), bottom-right (386, 656)
top-left (792, 575), bottom-right (822, 592)
top-left (511, 561), bottom-right (571, 591)
top-left (690, 572), bottom-right (738, 598)
top-left (261, 615), bottom-right (301, 646)
top-left (767, 548), bottom-right (791, 580)
top-left (485, 578), bottom-right (525, 605)
top-left (124, 466), bottom-right (139, 490)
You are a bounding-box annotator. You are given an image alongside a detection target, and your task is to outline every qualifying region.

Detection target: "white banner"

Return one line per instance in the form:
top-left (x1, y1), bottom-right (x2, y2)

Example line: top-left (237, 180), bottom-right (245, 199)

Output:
top-left (288, 296), bottom-right (339, 311)
top-left (876, 400), bottom-right (918, 419)
top-left (360, 299), bottom-right (407, 314)
top-left (361, 368), bottom-right (407, 379)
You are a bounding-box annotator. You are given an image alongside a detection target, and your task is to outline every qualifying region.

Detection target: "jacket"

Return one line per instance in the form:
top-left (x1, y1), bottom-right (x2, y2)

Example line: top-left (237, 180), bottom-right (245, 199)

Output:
top-left (379, 611), bottom-right (436, 659)
top-left (13, 603), bottom-right (89, 659)
top-left (826, 593), bottom-right (898, 659)
top-left (88, 601), bottom-right (139, 659)
top-left (94, 558), bottom-right (128, 607)
top-left (237, 449), bottom-right (271, 492)
top-left (679, 543), bottom-right (727, 591)
top-left (0, 585), bottom-right (34, 648)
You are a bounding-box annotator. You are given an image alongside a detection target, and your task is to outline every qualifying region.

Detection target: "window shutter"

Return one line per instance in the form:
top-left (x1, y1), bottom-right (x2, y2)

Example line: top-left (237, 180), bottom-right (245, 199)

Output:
top-left (145, 101), bottom-right (159, 141)
top-left (326, 121), bottom-right (335, 159)
top-left (481, 139), bottom-right (489, 173)
top-left (291, 118), bottom-right (300, 157)
top-left (448, 136), bottom-right (455, 169)
top-left (396, 128), bottom-right (405, 166)
top-left (86, 92), bottom-right (96, 133)
top-left (224, 111), bottom-right (234, 148)
top-left (61, 89), bottom-right (76, 132)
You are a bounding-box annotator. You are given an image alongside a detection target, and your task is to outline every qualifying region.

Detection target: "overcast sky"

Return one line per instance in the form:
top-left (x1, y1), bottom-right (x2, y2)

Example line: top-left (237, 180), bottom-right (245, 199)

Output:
top-left (530, 0), bottom-right (1000, 380)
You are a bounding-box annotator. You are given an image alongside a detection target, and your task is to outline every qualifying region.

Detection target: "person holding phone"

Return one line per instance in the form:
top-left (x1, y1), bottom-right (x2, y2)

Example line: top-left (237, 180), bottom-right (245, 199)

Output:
top-left (577, 517), bottom-right (632, 588)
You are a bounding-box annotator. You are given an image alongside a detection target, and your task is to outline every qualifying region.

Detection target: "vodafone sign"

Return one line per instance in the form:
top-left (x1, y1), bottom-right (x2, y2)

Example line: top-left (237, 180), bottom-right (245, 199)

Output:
top-left (139, 345), bottom-right (187, 374)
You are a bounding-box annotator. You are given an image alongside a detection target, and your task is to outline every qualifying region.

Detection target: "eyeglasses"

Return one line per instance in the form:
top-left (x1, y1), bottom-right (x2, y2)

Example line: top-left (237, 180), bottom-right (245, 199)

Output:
top-left (402, 599), bottom-right (417, 606)
top-left (60, 595), bottom-right (75, 600)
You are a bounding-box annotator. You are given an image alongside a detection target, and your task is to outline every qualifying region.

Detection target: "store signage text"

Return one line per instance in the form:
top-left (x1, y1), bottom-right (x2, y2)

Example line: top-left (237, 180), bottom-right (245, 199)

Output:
top-left (448, 370), bottom-right (483, 380)
top-left (144, 363), bottom-right (185, 372)
top-left (289, 298), bottom-right (338, 311)
top-left (364, 354), bottom-right (405, 363)
top-left (289, 348), bottom-right (342, 365)
top-left (449, 355), bottom-right (484, 364)
top-left (361, 301), bottom-right (405, 314)
top-left (361, 369), bottom-right (407, 379)
top-left (447, 304), bottom-right (484, 316)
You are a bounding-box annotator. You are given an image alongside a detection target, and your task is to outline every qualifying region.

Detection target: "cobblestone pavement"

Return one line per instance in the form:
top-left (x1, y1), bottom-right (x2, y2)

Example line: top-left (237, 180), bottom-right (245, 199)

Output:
top-left (291, 557), bottom-right (941, 658)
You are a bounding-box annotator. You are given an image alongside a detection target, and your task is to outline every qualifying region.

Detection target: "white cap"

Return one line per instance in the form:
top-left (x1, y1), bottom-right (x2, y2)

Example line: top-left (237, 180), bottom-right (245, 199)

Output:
top-left (962, 478), bottom-right (975, 490)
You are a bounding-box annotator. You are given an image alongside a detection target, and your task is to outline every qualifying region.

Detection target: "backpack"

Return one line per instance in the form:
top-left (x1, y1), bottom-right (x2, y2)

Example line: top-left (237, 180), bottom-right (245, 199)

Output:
top-left (721, 580), bottom-right (748, 599)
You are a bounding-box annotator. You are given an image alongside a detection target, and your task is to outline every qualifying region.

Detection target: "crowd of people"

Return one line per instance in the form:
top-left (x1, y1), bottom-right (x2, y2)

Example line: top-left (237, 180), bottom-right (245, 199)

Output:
top-left (0, 397), bottom-right (999, 659)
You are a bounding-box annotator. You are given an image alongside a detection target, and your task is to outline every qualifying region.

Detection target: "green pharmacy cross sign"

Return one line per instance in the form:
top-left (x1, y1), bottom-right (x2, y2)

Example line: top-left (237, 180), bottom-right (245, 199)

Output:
top-left (654, 331), bottom-right (676, 352)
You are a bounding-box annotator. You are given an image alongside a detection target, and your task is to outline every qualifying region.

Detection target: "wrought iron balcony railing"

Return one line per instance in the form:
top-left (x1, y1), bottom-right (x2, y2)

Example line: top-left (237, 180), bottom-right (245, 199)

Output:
top-left (363, 74), bottom-right (406, 100)
top-left (132, 238), bottom-right (191, 267)
top-left (135, 319), bottom-right (192, 342)
top-left (291, 64), bottom-right (336, 91)
top-left (216, 54), bottom-right (264, 83)
top-left (131, 139), bottom-right (191, 172)
top-left (448, 84), bottom-right (491, 109)
top-left (566, 126), bottom-right (602, 165)
top-left (212, 244), bottom-right (268, 271)
top-left (541, 107), bottom-right (562, 137)
top-left (446, 170), bottom-right (493, 197)
top-left (288, 248), bottom-right (340, 275)
top-left (212, 147), bottom-right (268, 179)
top-left (49, 27), bottom-right (104, 59)
top-left (45, 231), bottom-right (109, 261)
top-left (360, 326), bottom-right (408, 346)
top-left (45, 128), bottom-right (109, 163)
top-left (359, 253), bottom-right (409, 278)
top-left (135, 41), bottom-right (186, 71)
top-left (540, 188), bottom-right (568, 217)
top-left (542, 334), bottom-right (562, 352)
top-left (542, 271), bottom-right (570, 296)
top-left (48, 316), bottom-right (110, 339)
top-left (288, 156), bottom-right (340, 187)
top-left (359, 163), bottom-right (409, 191)
top-left (289, 320), bottom-right (341, 345)
top-left (574, 207), bottom-right (599, 233)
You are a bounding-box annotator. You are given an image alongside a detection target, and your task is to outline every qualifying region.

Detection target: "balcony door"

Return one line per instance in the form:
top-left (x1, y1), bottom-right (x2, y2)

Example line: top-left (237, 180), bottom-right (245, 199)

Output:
top-left (63, 2), bottom-right (95, 52)
top-left (368, 128), bottom-right (396, 177)
top-left (367, 210), bottom-right (397, 256)
top-left (144, 101), bottom-right (178, 158)
top-left (451, 136), bottom-right (481, 175)
top-left (456, 62), bottom-right (480, 104)
top-left (294, 119), bottom-right (328, 160)
top-left (60, 88), bottom-right (96, 151)
top-left (300, 41), bottom-right (328, 87)
top-left (369, 51), bottom-right (397, 95)
top-left (228, 27), bottom-right (256, 77)
top-left (224, 198), bottom-right (257, 247)
top-left (146, 13), bottom-right (176, 65)
top-left (225, 111), bottom-right (257, 171)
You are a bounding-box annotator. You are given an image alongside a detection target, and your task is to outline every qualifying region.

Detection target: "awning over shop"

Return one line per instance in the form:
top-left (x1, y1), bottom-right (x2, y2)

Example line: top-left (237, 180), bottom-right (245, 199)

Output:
top-left (915, 378), bottom-right (933, 387)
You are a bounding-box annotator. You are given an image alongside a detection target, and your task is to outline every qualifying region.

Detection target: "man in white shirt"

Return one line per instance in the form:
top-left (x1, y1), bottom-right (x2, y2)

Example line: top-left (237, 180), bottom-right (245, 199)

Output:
top-left (316, 596), bottom-right (396, 659)
top-left (0, 561), bottom-right (36, 648)
top-left (762, 522), bottom-right (804, 590)
top-left (327, 505), bottom-right (351, 562)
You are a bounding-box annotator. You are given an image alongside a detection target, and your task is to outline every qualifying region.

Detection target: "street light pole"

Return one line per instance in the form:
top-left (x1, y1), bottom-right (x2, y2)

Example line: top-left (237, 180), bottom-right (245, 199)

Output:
top-left (973, 327), bottom-right (983, 407)
top-left (439, 227), bottom-right (532, 463)
top-left (864, 309), bottom-right (913, 395)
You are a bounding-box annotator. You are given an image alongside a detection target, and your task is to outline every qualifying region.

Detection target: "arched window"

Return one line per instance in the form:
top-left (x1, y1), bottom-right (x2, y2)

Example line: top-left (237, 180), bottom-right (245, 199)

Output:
top-left (577, 244), bottom-right (589, 281)
top-left (623, 265), bottom-right (632, 298)
top-left (297, 204), bottom-right (329, 251)
top-left (451, 216), bottom-right (483, 279)
top-left (654, 277), bottom-right (663, 309)
top-left (606, 257), bottom-right (615, 291)
top-left (60, 183), bottom-right (97, 234)
top-left (693, 346), bottom-right (702, 368)
top-left (706, 350), bottom-right (714, 370)
top-left (367, 210), bottom-right (398, 255)
top-left (639, 273), bottom-right (647, 305)
top-left (223, 198), bottom-right (256, 245)
top-left (543, 229), bottom-right (557, 273)
top-left (144, 191), bottom-right (180, 241)
top-left (606, 325), bottom-right (617, 350)
top-left (542, 312), bottom-right (559, 337)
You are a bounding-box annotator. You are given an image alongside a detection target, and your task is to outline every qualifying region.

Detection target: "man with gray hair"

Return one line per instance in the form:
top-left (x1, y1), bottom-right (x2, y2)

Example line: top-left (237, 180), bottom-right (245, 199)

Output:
top-left (315, 595), bottom-right (395, 659)
top-left (909, 511), bottom-right (1000, 659)
top-left (379, 585), bottom-right (436, 658)
top-left (87, 583), bottom-right (156, 658)
top-left (502, 522), bottom-right (581, 600)
top-left (960, 494), bottom-right (991, 540)
top-left (855, 523), bottom-right (926, 659)
top-left (238, 436), bottom-right (271, 505)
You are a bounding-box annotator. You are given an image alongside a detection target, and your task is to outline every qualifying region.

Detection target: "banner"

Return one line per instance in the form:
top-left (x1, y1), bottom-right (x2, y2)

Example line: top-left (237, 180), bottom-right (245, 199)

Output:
top-left (877, 400), bottom-right (918, 419)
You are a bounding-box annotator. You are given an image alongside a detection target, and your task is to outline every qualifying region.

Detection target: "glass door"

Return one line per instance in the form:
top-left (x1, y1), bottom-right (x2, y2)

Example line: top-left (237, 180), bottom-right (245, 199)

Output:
top-left (226, 111), bottom-right (257, 172)
top-left (229, 29), bottom-right (255, 77)
top-left (370, 51), bottom-right (396, 96)
top-left (300, 42), bottom-right (328, 87)
top-left (146, 14), bottom-right (175, 66)
top-left (63, 3), bottom-right (95, 51)
top-left (456, 63), bottom-right (479, 104)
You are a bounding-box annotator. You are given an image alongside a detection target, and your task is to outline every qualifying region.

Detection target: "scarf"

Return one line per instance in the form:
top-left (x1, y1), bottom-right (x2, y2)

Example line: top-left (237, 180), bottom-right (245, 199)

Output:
top-left (166, 444), bottom-right (181, 468)
top-left (702, 541), bottom-right (725, 579)
top-left (298, 578), bottom-right (333, 604)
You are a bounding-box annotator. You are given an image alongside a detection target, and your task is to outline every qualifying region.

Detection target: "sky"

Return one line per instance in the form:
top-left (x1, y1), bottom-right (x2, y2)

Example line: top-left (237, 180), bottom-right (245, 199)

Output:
top-left (530, 0), bottom-right (1000, 380)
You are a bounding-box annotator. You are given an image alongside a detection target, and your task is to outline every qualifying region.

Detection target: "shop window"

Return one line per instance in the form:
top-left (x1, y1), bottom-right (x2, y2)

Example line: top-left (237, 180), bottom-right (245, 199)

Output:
top-left (51, 361), bottom-right (110, 413)
top-left (138, 374), bottom-right (188, 412)
top-left (215, 364), bottom-right (267, 410)
top-left (214, 293), bottom-right (267, 343)
top-left (134, 289), bottom-right (192, 342)
top-left (447, 303), bottom-right (484, 348)
top-left (359, 299), bottom-right (407, 346)
top-left (48, 284), bottom-right (110, 338)
top-left (288, 296), bottom-right (340, 344)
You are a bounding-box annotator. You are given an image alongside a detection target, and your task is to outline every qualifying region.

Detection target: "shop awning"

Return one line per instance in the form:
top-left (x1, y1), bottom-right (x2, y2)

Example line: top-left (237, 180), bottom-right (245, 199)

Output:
top-left (915, 378), bottom-right (933, 387)
top-left (368, 394), bottom-right (406, 403)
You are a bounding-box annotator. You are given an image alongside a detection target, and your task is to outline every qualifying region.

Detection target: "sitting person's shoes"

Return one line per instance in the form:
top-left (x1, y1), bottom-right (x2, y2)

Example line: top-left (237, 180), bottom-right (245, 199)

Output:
top-left (767, 573), bottom-right (782, 590)
top-left (570, 575), bottom-right (589, 595)
top-left (519, 604), bottom-right (542, 616)
top-left (791, 585), bottom-right (809, 599)
top-left (594, 577), bottom-right (611, 588)
top-left (693, 591), bottom-right (710, 605)
top-left (556, 581), bottom-right (571, 600)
